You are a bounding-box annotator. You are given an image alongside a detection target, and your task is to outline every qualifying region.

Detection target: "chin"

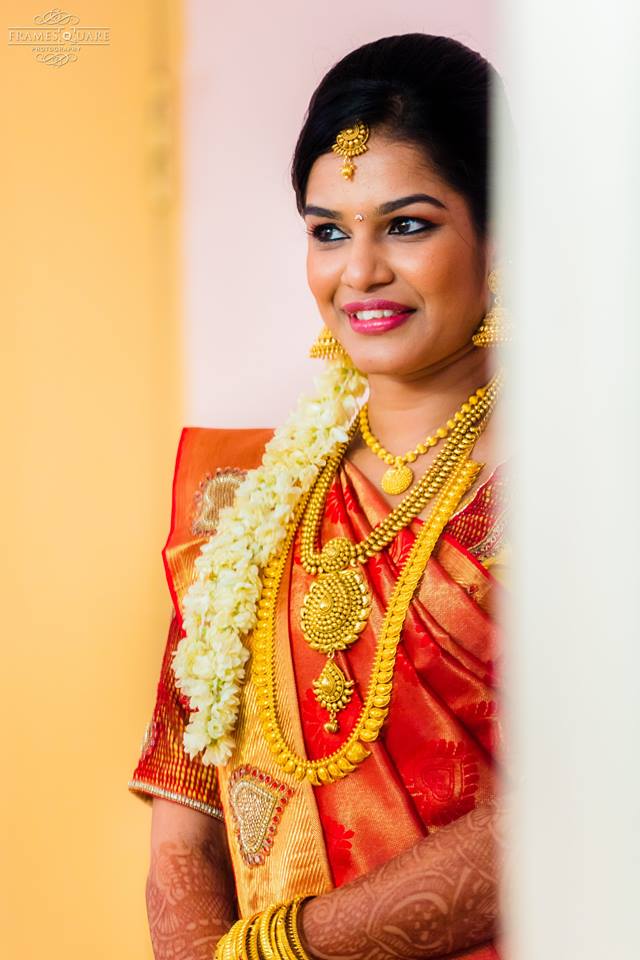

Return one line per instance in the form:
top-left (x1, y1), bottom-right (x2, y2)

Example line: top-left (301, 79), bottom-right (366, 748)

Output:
top-left (348, 346), bottom-right (432, 378)
top-left (338, 317), bottom-right (442, 376)
top-left (342, 331), bottom-right (435, 376)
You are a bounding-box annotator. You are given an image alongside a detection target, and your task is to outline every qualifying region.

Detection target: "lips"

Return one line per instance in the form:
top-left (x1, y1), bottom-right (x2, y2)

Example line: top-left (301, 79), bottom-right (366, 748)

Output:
top-left (342, 299), bottom-right (416, 335)
top-left (342, 299), bottom-right (415, 314)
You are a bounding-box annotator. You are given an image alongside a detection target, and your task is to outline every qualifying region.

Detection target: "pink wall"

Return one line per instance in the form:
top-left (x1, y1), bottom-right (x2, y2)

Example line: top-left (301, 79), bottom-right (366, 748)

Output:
top-left (184, 0), bottom-right (500, 427)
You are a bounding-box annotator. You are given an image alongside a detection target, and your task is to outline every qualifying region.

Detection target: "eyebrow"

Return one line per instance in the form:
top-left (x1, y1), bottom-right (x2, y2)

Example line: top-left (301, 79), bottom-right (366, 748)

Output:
top-left (303, 193), bottom-right (447, 218)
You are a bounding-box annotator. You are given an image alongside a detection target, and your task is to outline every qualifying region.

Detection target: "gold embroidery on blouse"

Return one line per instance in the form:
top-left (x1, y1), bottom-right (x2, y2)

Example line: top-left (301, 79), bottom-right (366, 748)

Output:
top-left (191, 467), bottom-right (246, 535)
top-left (127, 779), bottom-right (224, 820)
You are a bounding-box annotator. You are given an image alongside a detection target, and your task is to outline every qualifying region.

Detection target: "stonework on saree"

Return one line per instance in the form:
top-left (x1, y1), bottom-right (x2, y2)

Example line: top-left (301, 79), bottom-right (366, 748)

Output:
top-left (228, 766), bottom-right (294, 866)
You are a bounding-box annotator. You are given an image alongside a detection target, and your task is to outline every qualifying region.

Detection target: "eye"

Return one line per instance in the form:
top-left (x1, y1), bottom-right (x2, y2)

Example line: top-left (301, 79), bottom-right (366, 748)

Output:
top-left (388, 216), bottom-right (438, 235)
top-left (306, 223), bottom-right (348, 243)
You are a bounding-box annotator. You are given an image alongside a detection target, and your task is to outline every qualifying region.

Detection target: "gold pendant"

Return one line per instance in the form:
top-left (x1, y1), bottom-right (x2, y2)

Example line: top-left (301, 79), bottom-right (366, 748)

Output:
top-left (381, 463), bottom-right (414, 495)
top-left (301, 537), bottom-right (370, 730)
top-left (313, 659), bottom-right (355, 733)
top-left (340, 159), bottom-right (355, 179)
top-left (300, 567), bottom-right (371, 654)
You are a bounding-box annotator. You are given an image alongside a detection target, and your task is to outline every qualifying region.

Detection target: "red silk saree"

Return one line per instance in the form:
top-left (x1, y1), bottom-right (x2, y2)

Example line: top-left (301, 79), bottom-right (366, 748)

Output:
top-left (129, 427), bottom-right (508, 959)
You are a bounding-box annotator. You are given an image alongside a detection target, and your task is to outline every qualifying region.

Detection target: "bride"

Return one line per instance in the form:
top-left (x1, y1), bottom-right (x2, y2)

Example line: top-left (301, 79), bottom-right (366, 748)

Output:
top-left (130, 31), bottom-right (511, 960)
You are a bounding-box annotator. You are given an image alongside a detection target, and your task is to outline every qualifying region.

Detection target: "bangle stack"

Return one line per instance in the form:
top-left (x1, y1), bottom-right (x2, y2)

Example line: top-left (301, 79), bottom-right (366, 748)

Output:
top-left (214, 896), bottom-right (313, 960)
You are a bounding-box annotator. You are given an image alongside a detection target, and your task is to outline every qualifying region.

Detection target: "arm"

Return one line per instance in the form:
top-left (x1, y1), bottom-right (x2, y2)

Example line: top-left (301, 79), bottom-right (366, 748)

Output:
top-left (299, 799), bottom-right (503, 960)
top-left (146, 797), bottom-right (237, 960)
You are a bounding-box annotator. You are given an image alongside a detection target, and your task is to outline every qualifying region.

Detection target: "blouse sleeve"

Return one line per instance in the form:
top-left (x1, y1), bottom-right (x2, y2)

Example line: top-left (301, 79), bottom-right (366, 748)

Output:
top-left (127, 426), bottom-right (273, 821)
top-left (128, 608), bottom-right (224, 821)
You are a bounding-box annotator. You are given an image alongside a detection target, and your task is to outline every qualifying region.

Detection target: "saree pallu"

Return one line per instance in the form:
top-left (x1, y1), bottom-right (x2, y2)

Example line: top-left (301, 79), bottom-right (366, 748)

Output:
top-left (129, 427), bottom-right (509, 960)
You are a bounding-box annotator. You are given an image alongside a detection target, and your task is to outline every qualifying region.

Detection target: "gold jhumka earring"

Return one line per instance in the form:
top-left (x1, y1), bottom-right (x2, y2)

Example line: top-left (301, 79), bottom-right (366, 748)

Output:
top-left (308, 326), bottom-right (354, 364)
top-left (331, 120), bottom-right (370, 179)
top-left (472, 266), bottom-right (512, 346)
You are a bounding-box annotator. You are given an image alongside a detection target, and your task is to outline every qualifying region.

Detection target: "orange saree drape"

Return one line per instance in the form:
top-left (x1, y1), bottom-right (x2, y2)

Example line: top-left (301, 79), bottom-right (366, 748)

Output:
top-left (129, 427), bottom-right (508, 960)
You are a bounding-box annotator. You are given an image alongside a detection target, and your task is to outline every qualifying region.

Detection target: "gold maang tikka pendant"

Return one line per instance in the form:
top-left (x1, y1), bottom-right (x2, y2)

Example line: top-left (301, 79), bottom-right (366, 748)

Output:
top-left (331, 121), bottom-right (370, 180)
top-left (300, 537), bottom-right (371, 732)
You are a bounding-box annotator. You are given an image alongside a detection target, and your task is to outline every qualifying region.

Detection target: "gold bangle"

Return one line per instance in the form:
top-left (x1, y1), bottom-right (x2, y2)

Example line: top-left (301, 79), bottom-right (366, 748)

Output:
top-left (274, 902), bottom-right (299, 960)
top-left (246, 912), bottom-right (262, 960)
top-left (227, 918), bottom-right (245, 960)
top-left (222, 896), bottom-right (315, 960)
top-left (258, 902), bottom-right (286, 960)
top-left (213, 912), bottom-right (260, 960)
top-left (213, 927), bottom-right (229, 960)
top-left (272, 903), bottom-right (292, 959)
top-left (213, 924), bottom-right (234, 960)
top-left (286, 896), bottom-right (314, 960)
top-left (236, 912), bottom-right (260, 960)
top-left (224, 924), bottom-right (238, 960)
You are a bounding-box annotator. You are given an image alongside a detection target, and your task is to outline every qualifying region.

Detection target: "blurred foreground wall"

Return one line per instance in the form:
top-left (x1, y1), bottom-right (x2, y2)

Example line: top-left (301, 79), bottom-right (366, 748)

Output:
top-left (1, 3), bottom-right (182, 957)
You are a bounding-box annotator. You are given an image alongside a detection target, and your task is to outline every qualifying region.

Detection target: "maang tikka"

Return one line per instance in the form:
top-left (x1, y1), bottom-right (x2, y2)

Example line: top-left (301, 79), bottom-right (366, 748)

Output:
top-left (309, 121), bottom-right (370, 360)
top-left (331, 120), bottom-right (370, 180)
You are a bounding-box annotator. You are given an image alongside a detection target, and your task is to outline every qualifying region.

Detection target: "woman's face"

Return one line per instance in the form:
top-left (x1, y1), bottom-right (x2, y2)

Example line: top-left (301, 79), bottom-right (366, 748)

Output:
top-left (304, 130), bottom-right (491, 377)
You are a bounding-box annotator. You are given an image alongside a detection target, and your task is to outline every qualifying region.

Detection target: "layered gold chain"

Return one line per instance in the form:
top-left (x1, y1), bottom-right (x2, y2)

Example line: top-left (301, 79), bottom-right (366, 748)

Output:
top-left (300, 372), bottom-right (502, 574)
top-left (297, 371), bottom-right (502, 733)
top-left (251, 451), bottom-right (483, 786)
top-left (251, 370), bottom-right (502, 785)
top-left (359, 380), bottom-right (490, 495)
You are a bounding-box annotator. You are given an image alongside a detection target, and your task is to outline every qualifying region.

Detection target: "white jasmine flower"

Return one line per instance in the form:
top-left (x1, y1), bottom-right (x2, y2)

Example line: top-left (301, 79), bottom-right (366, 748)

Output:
top-left (171, 359), bottom-right (367, 765)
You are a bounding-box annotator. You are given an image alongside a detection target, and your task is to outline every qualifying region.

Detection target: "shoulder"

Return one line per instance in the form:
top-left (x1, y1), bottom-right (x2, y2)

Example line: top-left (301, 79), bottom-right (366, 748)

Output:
top-left (170, 425), bottom-right (274, 537)
top-left (174, 425), bottom-right (274, 481)
top-left (162, 427), bottom-right (274, 614)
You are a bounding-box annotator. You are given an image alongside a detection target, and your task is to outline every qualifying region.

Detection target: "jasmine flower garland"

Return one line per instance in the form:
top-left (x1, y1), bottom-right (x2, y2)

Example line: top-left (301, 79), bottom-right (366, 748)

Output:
top-left (171, 360), bottom-right (368, 766)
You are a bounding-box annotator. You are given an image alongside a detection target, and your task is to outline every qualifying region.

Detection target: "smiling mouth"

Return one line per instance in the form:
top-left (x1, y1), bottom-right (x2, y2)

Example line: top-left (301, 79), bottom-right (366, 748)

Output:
top-left (350, 308), bottom-right (412, 320)
top-left (345, 308), bottom-right (416, 335)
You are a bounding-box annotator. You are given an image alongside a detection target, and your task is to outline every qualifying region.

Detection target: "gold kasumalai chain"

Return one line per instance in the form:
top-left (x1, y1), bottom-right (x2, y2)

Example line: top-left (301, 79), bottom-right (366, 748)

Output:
top-left (250, 371), bottom-right (503, 786)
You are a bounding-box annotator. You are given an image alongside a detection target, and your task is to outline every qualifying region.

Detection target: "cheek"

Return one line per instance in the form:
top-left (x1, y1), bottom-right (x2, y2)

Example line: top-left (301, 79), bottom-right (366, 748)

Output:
top-left (397, 235), bottom-right (480, 302)
top-left (387, 235), bottom-right (453, 298)
top-left (306, 249), bottom-right (341, 304)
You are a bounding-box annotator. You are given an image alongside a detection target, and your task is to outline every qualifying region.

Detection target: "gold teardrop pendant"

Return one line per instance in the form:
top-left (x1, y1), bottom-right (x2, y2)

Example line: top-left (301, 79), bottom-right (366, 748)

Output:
top-left (313, 659), bottom-right (355, 733)
top-left (381, 463), bottom-right (414, 495)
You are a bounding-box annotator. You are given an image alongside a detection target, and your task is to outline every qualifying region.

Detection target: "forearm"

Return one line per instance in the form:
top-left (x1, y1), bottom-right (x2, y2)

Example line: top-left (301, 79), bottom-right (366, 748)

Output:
top-left (299, 799), bottom-right (503, 960)
top-left (146, 812), bottom-right (237, 960)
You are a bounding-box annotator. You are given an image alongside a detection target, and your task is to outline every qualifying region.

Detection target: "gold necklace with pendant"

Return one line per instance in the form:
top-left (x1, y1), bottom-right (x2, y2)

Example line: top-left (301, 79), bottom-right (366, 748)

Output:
top-left (358, 380), bottom-right (491, 495)
top-left (297, 372), bottom-right (503, 735)
top-left (250, 424), bottom-right (495, 786)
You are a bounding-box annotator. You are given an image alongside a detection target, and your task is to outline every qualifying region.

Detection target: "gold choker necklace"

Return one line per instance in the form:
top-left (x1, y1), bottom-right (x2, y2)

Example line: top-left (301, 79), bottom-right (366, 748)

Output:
top-left (358, 380), bottom-right (491, 495)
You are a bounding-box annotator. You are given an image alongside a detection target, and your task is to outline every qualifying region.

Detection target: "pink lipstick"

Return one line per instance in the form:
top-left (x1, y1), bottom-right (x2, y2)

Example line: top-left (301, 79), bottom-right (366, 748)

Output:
top-left (342, 299), bottom-right (416, 334)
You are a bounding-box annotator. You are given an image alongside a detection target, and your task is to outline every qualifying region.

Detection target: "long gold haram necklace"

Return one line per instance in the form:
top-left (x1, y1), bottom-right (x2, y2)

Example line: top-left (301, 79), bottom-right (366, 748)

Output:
top-left (251, 372), bottom-right (502, 785)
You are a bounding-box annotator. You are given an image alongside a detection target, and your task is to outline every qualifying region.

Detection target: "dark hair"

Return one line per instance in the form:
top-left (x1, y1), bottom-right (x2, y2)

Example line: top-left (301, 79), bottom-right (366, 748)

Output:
top-left (291, 33), bottom-right (509, 240)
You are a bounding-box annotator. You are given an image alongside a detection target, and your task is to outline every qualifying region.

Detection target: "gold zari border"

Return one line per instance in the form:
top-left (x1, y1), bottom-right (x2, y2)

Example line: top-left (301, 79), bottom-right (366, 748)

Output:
top-left (127, 778), bottom-right (224, 821)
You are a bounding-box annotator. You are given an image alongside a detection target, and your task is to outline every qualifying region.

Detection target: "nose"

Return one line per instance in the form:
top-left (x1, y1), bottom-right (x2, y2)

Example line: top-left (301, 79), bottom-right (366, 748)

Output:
top-left (340, 233), bottom-right (394, 290)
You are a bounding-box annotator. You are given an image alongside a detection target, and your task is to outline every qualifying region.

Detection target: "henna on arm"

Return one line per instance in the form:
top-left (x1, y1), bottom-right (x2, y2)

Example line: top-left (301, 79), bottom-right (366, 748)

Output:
top-left (146, 812), bottom-right (237, 960)
top-left (299, 799), bottom-right (504, 960)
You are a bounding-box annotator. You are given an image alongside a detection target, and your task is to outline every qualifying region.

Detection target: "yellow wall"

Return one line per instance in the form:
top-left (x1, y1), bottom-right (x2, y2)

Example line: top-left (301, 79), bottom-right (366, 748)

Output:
top-left (1, 3), bottom-right (182, 956)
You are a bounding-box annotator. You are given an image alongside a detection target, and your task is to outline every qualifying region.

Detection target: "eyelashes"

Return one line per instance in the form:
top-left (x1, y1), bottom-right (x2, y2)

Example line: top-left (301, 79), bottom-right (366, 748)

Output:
top-left (305, 216), bottom-right (439, 243)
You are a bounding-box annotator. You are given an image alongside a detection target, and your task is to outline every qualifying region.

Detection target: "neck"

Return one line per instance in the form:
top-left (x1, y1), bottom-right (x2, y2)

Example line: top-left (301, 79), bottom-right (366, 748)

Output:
top-left (364, 345), bottom-right (494, 450)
